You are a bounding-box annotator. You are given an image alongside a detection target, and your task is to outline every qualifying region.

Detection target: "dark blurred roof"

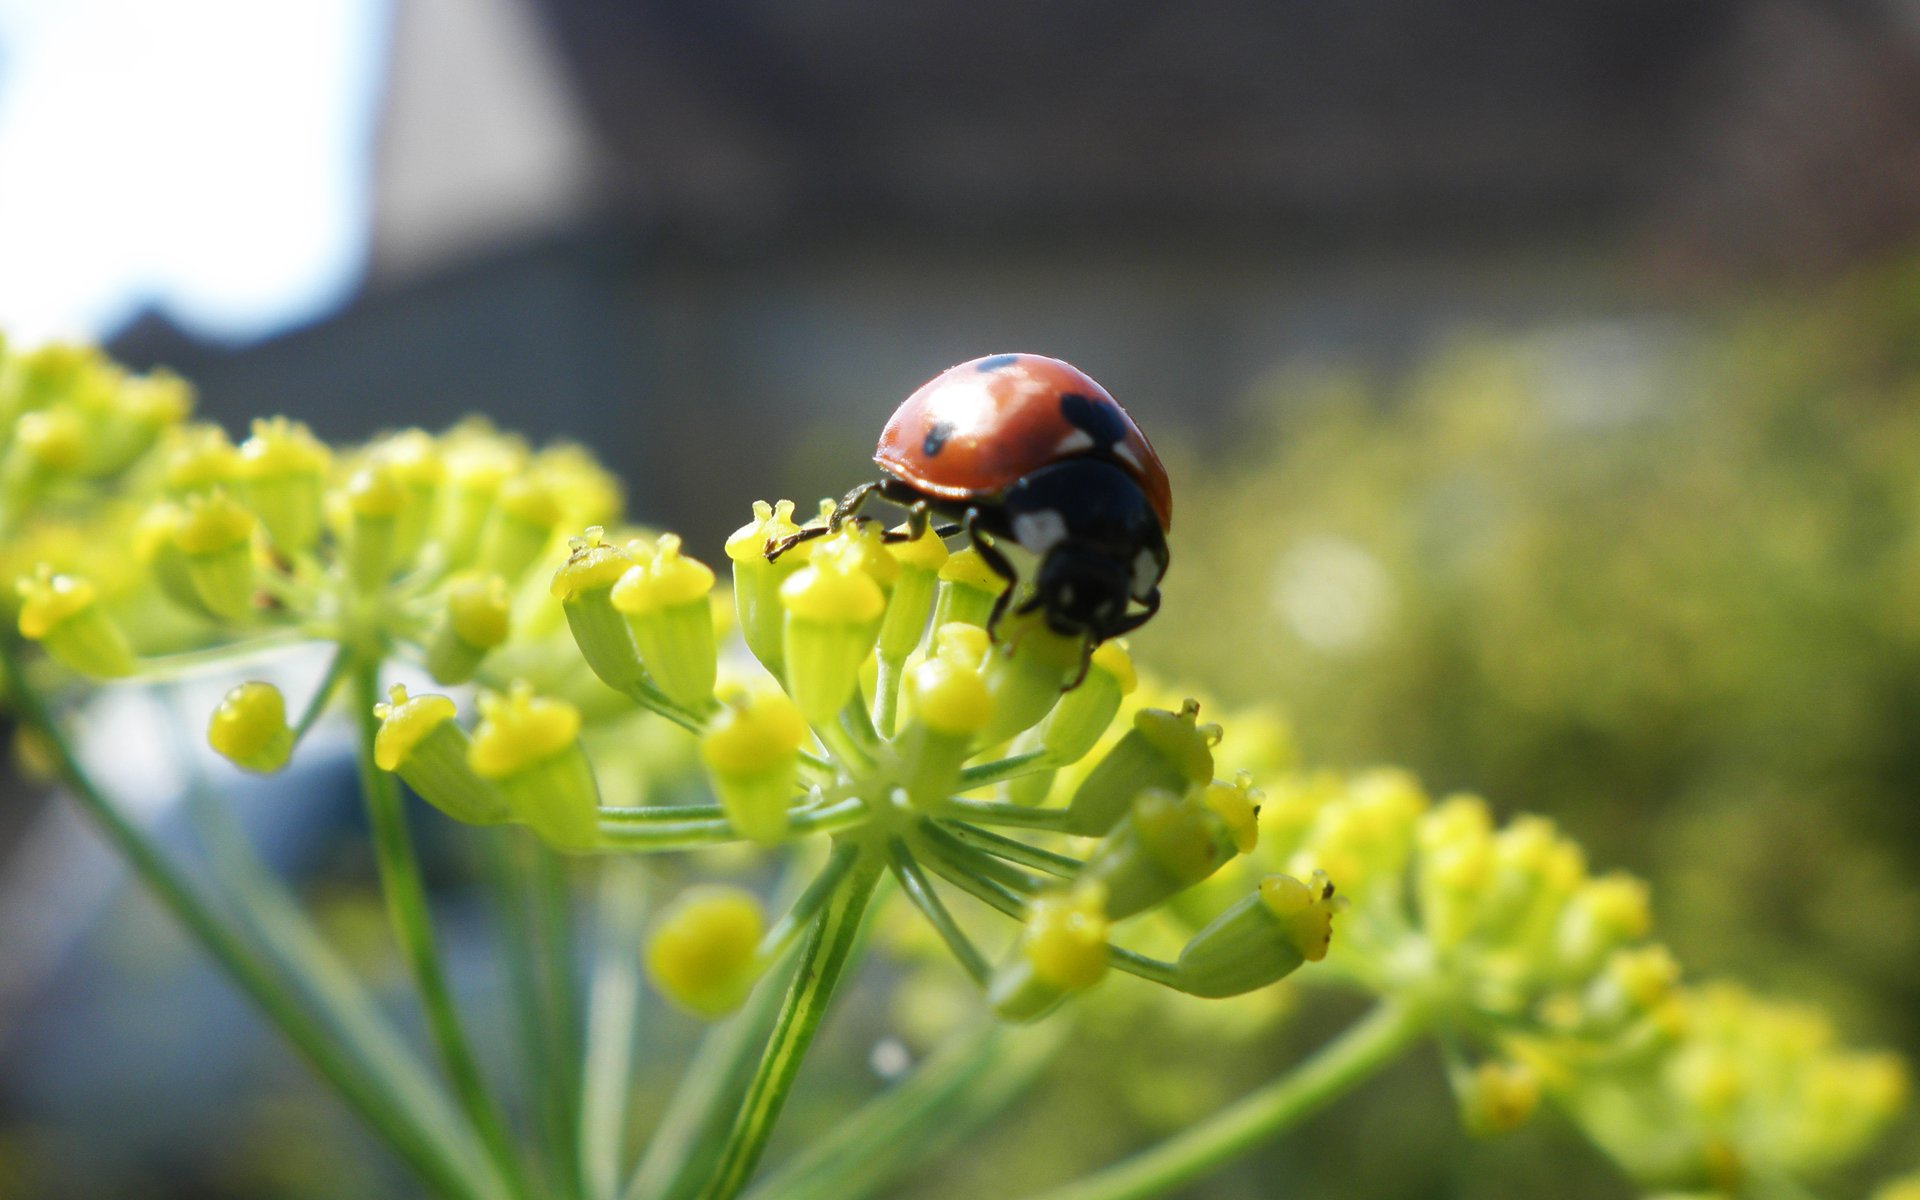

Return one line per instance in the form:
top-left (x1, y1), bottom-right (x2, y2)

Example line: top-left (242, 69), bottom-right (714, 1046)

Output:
top-left (533, 0), bottom-right (1913, 264)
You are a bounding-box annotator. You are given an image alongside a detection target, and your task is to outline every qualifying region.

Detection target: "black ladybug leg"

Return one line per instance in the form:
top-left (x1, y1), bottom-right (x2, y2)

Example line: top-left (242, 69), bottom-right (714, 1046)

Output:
top-left (1063, 636), bottom-right (1096, 691)
top-left (963, 508), bottom-right (1020, 639)
top-left (766, 481), bottom-right (883, 560)
top-left (1105, 587), bottom-right (1162, 636)
top-left (879, 501), bottom-right (934, 543)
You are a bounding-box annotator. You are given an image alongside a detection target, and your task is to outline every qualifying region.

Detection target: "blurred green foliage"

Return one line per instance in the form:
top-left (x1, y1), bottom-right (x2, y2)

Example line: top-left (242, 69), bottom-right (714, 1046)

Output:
top-left (1151, 258), bottom-right (1920, 1065)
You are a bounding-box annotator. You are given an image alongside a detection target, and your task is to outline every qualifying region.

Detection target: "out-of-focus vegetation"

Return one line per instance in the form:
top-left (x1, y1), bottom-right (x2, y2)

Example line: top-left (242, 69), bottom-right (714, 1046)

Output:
top-left (1153, 258), bottom-right (1920, 1064)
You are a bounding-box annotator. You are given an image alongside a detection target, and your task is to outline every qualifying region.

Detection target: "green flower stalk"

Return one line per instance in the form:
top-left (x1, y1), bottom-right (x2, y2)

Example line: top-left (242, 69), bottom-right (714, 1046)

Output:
top-left (468, 682), bottom-right (601, 851)
top-left (1079, 778), bottom-right (1256, 920)
top-left (477, 475), bottom-right (563, 583)
top-left (208, 681), bottom-right (294, 773)
top-left (343, 463), bottom-right (407, 592)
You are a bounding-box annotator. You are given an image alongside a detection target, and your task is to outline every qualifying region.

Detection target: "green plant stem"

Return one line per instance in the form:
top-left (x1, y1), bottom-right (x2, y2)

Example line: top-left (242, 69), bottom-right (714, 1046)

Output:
top-left (536, 844), bottom-right (587, 1200)
top-left (182, 777), bottom-right (483, 1172)
top-left (744, 1019), bottom-right (1070, 1200)
top-left (912, 835), bottom-right (1027, 920)
top-left (888, 838), bottom-right (989, 985)
top-left (1104, 946), bottom-right (1179, 988)
top-left (351, 660), bottom-right (532, 1200)
top-left (0, 637), bottom-right (493, 1200)
top-left (1021, 1001), bottom-right (1430, 1200)
top-left (485, 834), bottom-right (577, 1199)
top-left (916, 823), bottom-right (1044, 895)
top-left (695, 846), bottom-right (885, 1200)
top-left (756, 843), bottom-right (861, 969)
top-left (290, 643), bottom-right (353, 741)
top-left (581, 862), bottom-right (648, 1200)
top-left (937, 819), bottom-right (1081, 878)
top-left (131, 628), bottom-right (315, 678)
top-left (872, 655), bottom-right (903, 738)
top-left (934, 795), bottom-right (1073, 832)
top-left (955, 751), bottom-right (1051, 791)
top-left (598, 797), bottom-right (866, 850)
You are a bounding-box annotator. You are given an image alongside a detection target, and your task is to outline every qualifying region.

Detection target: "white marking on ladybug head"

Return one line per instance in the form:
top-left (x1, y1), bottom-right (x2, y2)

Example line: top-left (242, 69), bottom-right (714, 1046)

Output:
top-left (1131, 548), bottom-right (1161, 599)
top-left (1012, 510), bottom-right (1069, 556)
top-left (1112, 443), bottom-right (1144, 472)
top-left (1052, 429), bottom-right (1096, 456)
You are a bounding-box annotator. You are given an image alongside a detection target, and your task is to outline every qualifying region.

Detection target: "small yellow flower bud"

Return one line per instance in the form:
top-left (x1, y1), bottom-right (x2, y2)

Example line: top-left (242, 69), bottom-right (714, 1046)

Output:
top-left (1065, 699), bottom-right (1218, 836)
top-left (425, 573), bottom-right (512, 684)
top-left (373, 684), bottom-right (512, 825)
top-left (171, 490), bottom-right (258, 619)
top-left (342, 463), bottom-right (407, 590)
top-left (1201, 772), bottom-right (1262, 855)
top-left (15, 407), bottom-right (85, 469)
top-left (469, 684), bottom-right (600, 851)
top-left (553, 528), bottom-right (648, 695)
top-left (15, 566), bottom-right (134, 678)
top-left (471, 474), bottom-right (564, 583)
top-left (1039, 638), bottom-right (1135, 765)
top-left (896, 626), bottom-right (994, 808)
top-left (876, 521), bottom-right (948, 662)
top-left (990, 886), bottom-right (1110, 1022)
top-left (932, 548), bottom-right (1002, 631)
top-left (1080, 785), bottom-right (1241, 919)
top-left (779, 538), bottom-right (886, 726)
top-left (238, 417), bottom-right (329, 552)
top-left (438, 430), bottom-right (526, 568)
top-left (647, 886), bottom-right (768, 1017)
top-left (1553, 872), bottom-right (1652, 978)
top-left (208, 682), bottom-right (293, 773)
top-left (1173, 872), bottom-right (1340, 998)
top-left (726, 500), bottom-right (807, 680)
top-left (370, 430), bottom-right (442, 562)
top-left (164, 424), bottom-right (242, 493)
top-left (611, 533), bottom-right (718, 709)
top-left (1457, 1060), bottom-right (1541, 1136)
top-left (700, 687), bottom-right (807, 843)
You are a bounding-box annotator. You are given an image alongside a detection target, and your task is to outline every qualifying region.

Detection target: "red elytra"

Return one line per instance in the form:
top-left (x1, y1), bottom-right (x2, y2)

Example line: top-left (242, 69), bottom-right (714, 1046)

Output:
top-left (873, 353), bottom-right (1172, 531)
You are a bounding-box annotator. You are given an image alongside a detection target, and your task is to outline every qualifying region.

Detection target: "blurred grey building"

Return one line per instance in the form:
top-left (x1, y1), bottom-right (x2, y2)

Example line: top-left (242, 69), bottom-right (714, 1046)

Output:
top-left (111, 0), bottom-right (1920, 549)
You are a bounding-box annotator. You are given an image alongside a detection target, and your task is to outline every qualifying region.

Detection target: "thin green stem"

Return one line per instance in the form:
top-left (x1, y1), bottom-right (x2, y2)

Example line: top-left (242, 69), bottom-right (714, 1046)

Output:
top-left (351, 661), bottom-right (532, 1200)
top-left (936, 820), bottom-right (1081, 878)
top-left (872, 656), bottom-right (903, 738)
top-left (485, 834), bottom-right (575, 1199)
top-left (598, 803), bottom-right (731, 823)
top-left (130, 629), bottom-right (315, 679)
top-left (695, 847), bottom-right (885, 1200)
top-left (933, 796), bottom-right (1074, 832)
top-left (955, 751), bottom-right (1052, 791)
top-left (913, 835), bottom-right (1028, 920)
top-left (888, 838), bottom-right (989, 986)
top-left (598, 797), bottom-right (866, 849)
top-left (1105, 945), bottom-right (1179, 988)
top-left (744, 1019), bottom-right (1071, 1200)
top-left (181, 773), bottom-right (483, 1173)
top-left (576, 864), bottom-right (645, 1198)
top-left (536, 846), bottom-right (587, 1200)
top-left (290, 643), bottom-right (353, 742)
top-left (1020, 1001), bottom-right (1430, 1200)
top-left (916, 823), bottom-right (1045, 896)
top-left (0, 637), bottom-right (493, 1200)
top-left (757, 843), bottom-right (862, 970)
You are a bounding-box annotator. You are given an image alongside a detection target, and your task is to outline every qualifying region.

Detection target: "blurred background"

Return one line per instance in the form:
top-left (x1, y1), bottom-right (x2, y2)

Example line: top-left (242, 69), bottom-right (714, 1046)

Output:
top-left (4, 0), bottom-right (1920, 1195)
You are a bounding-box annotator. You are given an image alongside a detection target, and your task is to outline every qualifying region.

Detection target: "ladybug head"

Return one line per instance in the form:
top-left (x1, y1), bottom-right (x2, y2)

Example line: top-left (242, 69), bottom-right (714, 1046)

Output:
top-left (1026, 542), bottom-right (1136, 642)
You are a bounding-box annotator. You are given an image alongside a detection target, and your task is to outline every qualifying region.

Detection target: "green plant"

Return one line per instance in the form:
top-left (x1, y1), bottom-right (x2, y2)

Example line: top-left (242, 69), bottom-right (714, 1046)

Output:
top-left (0, 334), bottom-right (1909, 1199)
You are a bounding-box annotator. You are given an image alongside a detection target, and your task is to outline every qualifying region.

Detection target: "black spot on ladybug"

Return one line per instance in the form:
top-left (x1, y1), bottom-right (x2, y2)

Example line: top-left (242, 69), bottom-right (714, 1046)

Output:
top-left (1059, 393), bottom-right (1128, 449)
top-left (975, 354), bottom-right (1020, 372)
top-left (923, 420), bottom-right (955, 456)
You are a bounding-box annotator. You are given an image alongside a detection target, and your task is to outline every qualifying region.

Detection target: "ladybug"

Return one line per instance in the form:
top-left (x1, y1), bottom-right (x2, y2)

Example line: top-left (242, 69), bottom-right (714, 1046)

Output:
top-left (770, 353), bottom-right (1171, 662)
